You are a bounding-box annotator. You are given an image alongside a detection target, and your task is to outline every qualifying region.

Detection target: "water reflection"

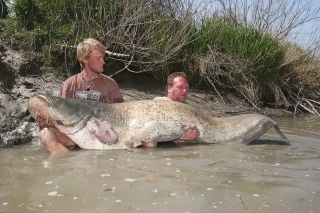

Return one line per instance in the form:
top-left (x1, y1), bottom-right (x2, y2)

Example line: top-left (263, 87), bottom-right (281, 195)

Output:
top-left (0, 115), bottom-right (319, 213)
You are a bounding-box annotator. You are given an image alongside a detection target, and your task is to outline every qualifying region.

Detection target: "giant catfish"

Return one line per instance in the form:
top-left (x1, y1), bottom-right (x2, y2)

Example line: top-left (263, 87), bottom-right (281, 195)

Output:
top-left (27, 94), bottom-right (287, 150)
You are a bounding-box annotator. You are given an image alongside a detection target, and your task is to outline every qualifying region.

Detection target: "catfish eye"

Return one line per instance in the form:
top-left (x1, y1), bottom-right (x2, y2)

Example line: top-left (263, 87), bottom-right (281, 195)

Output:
top-left (56, 120), bottom-right (63, 125)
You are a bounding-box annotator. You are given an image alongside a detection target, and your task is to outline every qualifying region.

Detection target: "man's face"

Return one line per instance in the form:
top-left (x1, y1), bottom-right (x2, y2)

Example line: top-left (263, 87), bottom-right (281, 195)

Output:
top-left (167, 76), bottom-right (189, 103)
top-left (83, 49), bottom-right (105, 73)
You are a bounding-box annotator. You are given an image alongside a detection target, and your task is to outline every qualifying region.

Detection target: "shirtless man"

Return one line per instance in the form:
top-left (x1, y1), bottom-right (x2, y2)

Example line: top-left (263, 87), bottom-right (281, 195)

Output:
top-left (154, 72), bottom-right (200, 141)
top-left (36, 38), bottom-right (124, 153)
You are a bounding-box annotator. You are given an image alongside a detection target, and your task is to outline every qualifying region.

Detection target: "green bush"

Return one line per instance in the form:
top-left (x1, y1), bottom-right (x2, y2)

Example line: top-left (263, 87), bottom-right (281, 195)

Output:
top-left (195, 17), bottom-right (286, 83)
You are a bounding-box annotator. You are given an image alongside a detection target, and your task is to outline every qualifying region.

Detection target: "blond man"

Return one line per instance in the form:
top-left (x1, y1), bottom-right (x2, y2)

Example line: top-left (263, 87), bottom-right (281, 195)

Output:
top-left (36, 38), bottom-right (123, 153)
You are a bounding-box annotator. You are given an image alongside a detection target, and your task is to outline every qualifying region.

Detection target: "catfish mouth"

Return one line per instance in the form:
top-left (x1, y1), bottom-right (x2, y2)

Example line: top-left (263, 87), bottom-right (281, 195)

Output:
top-left (27, 94), bottom-right (55, 125)
top-left (27, 94), bottom-right (93, 135)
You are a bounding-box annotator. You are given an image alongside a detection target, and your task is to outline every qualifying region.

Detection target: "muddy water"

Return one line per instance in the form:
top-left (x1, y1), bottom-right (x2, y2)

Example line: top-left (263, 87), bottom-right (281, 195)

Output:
top-left (0, 115), bottom-right (319, 213)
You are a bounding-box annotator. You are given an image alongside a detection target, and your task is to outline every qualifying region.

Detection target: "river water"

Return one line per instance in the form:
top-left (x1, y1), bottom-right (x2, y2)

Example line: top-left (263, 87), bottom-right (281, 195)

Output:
top-left (0, 115), bottom-right (319, 213)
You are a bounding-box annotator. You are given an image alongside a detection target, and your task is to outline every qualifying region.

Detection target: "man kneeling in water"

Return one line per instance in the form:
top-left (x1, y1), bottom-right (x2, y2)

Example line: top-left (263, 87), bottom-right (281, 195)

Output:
top-left (151, 72), bottom-right (200, 147)
top-left (36, 38), bottom-right (124, 153)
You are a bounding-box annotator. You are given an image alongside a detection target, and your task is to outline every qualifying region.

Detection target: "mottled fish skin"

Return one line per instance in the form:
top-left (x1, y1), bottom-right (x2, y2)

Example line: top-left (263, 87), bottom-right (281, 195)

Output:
top-left (27, 94), bottom-right (287, 150)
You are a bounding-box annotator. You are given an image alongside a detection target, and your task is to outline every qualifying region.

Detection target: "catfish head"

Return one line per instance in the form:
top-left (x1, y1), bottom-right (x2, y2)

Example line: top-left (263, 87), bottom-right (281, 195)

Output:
top-left (27, 94), bottom-right (94, 134)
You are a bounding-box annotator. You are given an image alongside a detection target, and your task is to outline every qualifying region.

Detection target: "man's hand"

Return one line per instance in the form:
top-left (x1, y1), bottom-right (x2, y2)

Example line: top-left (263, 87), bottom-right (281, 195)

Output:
top-left (35, 115), bottom-right (54, 130)
top-left (179, 123), bottom-right (200, 141)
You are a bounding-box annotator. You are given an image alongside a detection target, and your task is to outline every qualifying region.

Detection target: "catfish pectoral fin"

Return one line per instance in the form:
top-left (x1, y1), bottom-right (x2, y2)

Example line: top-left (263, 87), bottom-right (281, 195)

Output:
top-left (86, 117), bottom-right (119, 145)
top-left (95, 130), bottom-right (119, 145)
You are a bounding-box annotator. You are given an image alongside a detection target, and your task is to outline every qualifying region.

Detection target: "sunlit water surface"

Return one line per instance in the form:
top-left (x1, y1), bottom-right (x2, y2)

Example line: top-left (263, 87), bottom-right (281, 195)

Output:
top-left (0, 115), bottom-right (319, 213)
